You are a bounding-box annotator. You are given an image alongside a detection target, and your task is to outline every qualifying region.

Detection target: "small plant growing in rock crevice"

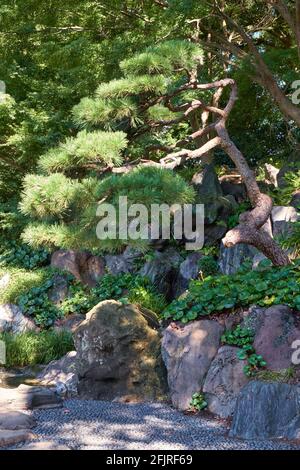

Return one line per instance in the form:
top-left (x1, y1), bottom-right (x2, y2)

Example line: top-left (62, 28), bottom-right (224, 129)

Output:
top-left (189, 392), bottom-right (208, 412)
top-left (221, 325), bottom-right (267, 377)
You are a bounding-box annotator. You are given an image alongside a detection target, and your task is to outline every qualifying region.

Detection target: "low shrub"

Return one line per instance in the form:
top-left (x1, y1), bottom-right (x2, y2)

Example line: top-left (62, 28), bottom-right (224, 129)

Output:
top-left (0, 330), bottom-right (74, 367)
top-left (163, 260), bottom-right (300, 323)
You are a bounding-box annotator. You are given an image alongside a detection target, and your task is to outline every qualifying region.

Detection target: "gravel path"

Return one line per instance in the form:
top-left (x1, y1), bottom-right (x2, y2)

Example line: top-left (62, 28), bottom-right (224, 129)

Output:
top-left (3, 399), bottom-right (300, 450)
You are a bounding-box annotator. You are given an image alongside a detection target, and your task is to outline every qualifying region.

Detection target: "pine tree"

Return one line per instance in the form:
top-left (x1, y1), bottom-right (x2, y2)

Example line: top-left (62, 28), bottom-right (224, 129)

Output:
top-left (20, 39), bottom-right (289, 264)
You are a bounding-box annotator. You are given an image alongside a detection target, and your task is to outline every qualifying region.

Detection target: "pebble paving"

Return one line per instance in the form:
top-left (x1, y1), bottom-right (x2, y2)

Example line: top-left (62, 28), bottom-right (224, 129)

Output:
top-left (3, 399), bottom-right (300, 450)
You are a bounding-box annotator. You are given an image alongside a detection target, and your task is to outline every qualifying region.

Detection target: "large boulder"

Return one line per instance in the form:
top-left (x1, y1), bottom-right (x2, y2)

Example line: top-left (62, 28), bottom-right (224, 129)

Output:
top-left (73, 300), bottom-right (167, 401)
top-left (271, 206), bottom-right (298, 238)
top-left (230, 381), bottom-right (300, 440)
top-left (139, 248), bottom-right (182, 300)
top-left (0, 304), bottom-right (37, 334)
top-left (51, 250), bottom-right (105, 287)
top-left (171, 252), bottom-right (202, 298)
top-left (161, 320), bottom-right (224, 410)
top-left (203, 346), bottom-right (249, 418)
top-left (247, 305), bottom-right (300, 371)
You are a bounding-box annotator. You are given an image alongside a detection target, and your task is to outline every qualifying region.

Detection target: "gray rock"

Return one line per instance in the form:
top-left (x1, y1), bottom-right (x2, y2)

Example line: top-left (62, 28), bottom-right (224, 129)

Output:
top-left (161, 320), bottom-right (224, 410)
top-left (271, 206), bottom-right (298, 238)
top-left (0, 304), bottom-right (37, 334)
top-left (0, 429), bottom-right (35, 448)
top-left (204, 222), bottom-right (227, 246)
top-left (172, 252), bottom-right (202, 298)
top-left (218, 242), bottom-right (258, 275)
top-left (139, 248), bottom-right (182, 300)
top-left (19, 440), bottom-right (71, 450)
top-left (0, 384), bottom-right (62, 410)
top-left (37, 351), bottom-right (78, 397)
top-left (54, 313), bottom-right (83, 332)
top-left (0, 410), bottom-right (36, 430)
top-left (264, 163), bottom-right (279, 187)
top-left (203, 346), bottom-right (249, 418)
top-left (104, 247), bottom-right (143, 275)
top-left (252, 305), bottom-right (300, 371)
top-left (192, 164), bottom-right (223, 224)
top-left (230, 381), bottom-right (300, 440)
top-left (220, 180), bottom-right (247, 204)
top-left (73, 300), bottom-right (167, 401)
top-left (48, 274), bottom-right (69, 305)
top-left (240, 305), bottom-right (266, 332)
top-left (104, 255), bottom-right (132, 275)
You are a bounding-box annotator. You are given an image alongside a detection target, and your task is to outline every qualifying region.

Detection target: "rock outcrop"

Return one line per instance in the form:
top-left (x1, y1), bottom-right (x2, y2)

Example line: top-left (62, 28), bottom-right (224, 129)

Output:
top-left (230, 381), bottom-right (300, 440)
top-left (161, 320), bottom-right (224, 410)
top-left (74, 300), bottom-right (167, 401)
top-left (0, 304), bottom-right (37, 334)
top-left (203, 346), bottom-right (249, 418)
top-left (51, 250), bottom-right (105, 287)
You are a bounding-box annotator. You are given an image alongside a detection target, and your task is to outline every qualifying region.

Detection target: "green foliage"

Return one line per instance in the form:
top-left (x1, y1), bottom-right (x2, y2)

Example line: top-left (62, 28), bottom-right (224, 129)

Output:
top-left (38, 130), bottom-right (127, 173)
top-left (163, 260), bottom-right (300, 323)
top-left (256, 367), bottom-right (295, 383)
top-left (0, 330), bottom-right (74, 367)
top-left (0, 241), bottom-right (49, 270)
top-left (221, 324), bottom-right (254, 347)
top-left (20, 166), bottom-right (195, 252)
top-left (0, 199), bottom-right (28, 240)
top-left (268, 169), bottom-right (300, 206)
top-left (0, 267), bottom-right (53, 305)
top-left (61, 273), bottom-right (167, 315)
top-left (95, 166), bottom-right (195, 208)
top-left (17, 274), bottom-right (65, 328)
top-left (198, 255), bottom-right (219, 278)
top-left (120, 40), bottom-right (202, 77)
top-left (222, 324), bottom-right (266, 377)
top-left (73, 97), bottom-right (140, 130)
top-left (20, 173), bottom-right (82, 219)
top-left (189, 392), bottom-right (208, 412)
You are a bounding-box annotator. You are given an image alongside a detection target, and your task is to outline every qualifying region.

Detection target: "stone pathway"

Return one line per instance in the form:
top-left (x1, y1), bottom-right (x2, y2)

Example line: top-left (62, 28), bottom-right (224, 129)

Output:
top-left (2, 399), bottom-right (300, 450)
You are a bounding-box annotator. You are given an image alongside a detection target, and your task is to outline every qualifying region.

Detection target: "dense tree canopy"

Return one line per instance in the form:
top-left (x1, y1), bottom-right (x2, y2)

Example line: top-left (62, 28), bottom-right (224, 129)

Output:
top-left (0, 0), bottom-right (299, 260)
